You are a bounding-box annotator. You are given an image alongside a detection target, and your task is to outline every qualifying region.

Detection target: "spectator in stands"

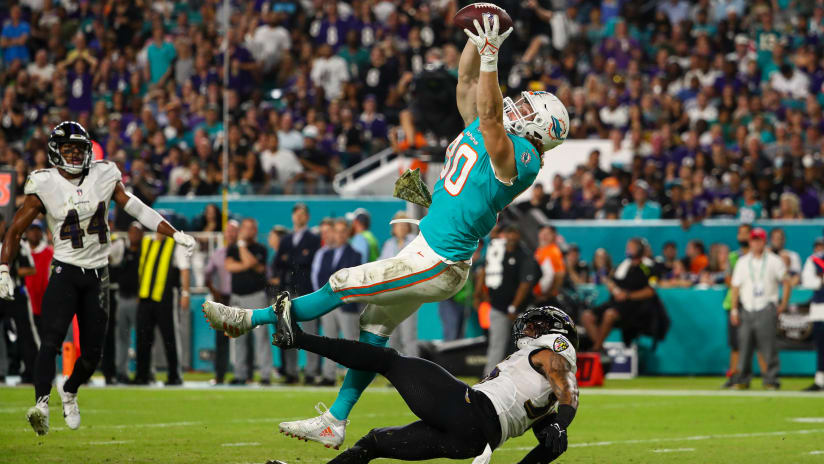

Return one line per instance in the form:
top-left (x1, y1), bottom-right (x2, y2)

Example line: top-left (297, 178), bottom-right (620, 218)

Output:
top-left (621, 180), bottom-right (661, 220)
top-left (770, 228), bottom-right (801, 276)
top-left (658, 260), bottom-right (695, 288)
top-left (260, 133), bottom-right (302, 194)
top-left (565, 244), bottom-right (590, 286)
top-left (272, 203), bottom-right (321, 384)
top-left (227, 162), bottom-right (252, 196)
top-left (179, 161), bottom-right (216, 197)
top-left (701, 243), bottom-right (730, 286)
top-left (226, 218), bottom-right (271, 385)
top-left (685, 240), bottom-right (709, 275)
top-left (581, 238), bottom-right (663, 352)
top-left (653, 241), bottom-right (678, 281)
top-left (1, 6), bottom-right (30, 65)
top-left (533, 225), bottom-right (565, 305)
top-left (295, 125), bottom-right (333, 194)
top-left (204, 220), bottom-right (239, 386)
top-left (315, 218), bottom-right (362, 386)
top-left (591, 248), bottom-right (613, 285)
top-left (729, 227), bottom-right (791, 390)
top-left (800, 237), bottom-right (824, 391)
top-left (776, 192), bottom-right (803, 220)
top-left (349, 209), bottom-right (379, 264)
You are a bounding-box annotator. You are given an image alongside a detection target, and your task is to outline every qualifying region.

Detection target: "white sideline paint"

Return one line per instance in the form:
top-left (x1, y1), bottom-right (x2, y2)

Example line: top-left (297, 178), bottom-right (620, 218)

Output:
top-left (87, 440), bottom-right (132, 445)
top-left (221, 442), bottom-right (261, 447)
top-left (582, 388), bottom-right (824, 398)
top-left (498, 428), bottom-right (824, 452)
top-left (651, 448), bottom-right (695, 453)
top-left (809, 451), bottom-right (824, 455)
top-left (791, 418), bottom-right (824, 423)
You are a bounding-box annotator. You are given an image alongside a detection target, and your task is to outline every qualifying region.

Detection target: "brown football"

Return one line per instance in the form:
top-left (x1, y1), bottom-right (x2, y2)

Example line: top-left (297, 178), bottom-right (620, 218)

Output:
top-left (454, 3), bottom-right (513, 33)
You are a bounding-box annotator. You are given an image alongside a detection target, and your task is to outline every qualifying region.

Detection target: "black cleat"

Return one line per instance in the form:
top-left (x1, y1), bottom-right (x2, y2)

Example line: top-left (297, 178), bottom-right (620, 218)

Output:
top-left (272, 291), bottom-right (300, 348)
top-left (803, 383), bottom-right (823, 392)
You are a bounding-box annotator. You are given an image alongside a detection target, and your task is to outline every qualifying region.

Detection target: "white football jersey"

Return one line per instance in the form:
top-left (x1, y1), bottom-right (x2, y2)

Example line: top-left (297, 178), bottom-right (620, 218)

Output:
top-left (473, 333), bottom-right (577, 446)
top-left (24, 161), bottom-right (122, 269)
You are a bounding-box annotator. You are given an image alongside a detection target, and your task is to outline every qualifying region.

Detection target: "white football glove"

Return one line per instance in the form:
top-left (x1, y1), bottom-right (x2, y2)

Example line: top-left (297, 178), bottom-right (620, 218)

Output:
top-left (463, 14), bottom-right (513, 72)
top-left (0, 264), bottom-right (15, 301)
top-left (471, 444), bottom-right (493, 464)
top-left (173, 231), bottom-right (196, 257)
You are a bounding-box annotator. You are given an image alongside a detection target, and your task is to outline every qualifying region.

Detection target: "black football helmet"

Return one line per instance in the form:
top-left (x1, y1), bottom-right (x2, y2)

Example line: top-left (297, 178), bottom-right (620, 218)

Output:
top-left (47, 121), bottom-right (92, 174)
top-left (513, 306), bottom-right (579, 350)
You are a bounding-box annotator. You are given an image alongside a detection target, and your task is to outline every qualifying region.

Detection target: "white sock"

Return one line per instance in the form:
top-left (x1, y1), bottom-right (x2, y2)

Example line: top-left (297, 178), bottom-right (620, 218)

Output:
top-left (815, 371), bottom-right (824, 387)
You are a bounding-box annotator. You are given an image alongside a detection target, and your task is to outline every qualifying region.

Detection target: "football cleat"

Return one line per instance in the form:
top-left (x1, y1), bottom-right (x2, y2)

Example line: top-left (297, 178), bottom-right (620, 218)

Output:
top-left (59, 385), bottom-right (81, 429)
top-left (278, 403), bottom-right (348, 450)
top-left (201, 301), bottom-right (253, 338)
top-left (272, 292), bottom-right (298, 349)
top-left (26, 395), bottom-right (50, 436)
top-left (803, 383), bottom-right (823, 392)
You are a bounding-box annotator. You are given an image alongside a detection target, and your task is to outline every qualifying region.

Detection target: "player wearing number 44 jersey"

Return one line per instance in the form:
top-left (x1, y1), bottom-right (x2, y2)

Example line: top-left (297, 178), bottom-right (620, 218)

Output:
top-left (0, 121), bottom-right (196, 436)
top-left (202, 12), bottom-right (569, 450)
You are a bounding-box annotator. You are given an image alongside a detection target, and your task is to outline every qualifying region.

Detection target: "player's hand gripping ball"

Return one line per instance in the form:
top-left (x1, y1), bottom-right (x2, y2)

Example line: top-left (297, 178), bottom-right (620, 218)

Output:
top-left (454, 3), bottom-right (513, 31)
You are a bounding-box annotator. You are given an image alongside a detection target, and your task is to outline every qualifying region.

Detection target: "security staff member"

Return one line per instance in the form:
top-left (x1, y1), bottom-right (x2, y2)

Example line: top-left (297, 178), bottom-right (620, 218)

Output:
top-left (134, 230), bottom-right (191, 385)
top-left (477, 226), bottom-right (539, 376)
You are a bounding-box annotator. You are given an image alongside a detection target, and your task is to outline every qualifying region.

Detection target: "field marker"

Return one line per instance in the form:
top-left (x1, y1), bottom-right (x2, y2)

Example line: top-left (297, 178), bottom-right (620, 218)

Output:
top-left (652, 448), bottom-right (695, 453)
top-left (221, 442), bottom-right (261, 447)
top-left (499, 428), bottom-right (824, 452)
top-left (791, 418), bottom-right (824, 423)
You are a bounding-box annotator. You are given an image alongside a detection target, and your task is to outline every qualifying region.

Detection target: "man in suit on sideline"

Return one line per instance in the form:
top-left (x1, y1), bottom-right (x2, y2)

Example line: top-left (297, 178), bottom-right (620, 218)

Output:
top-left (272, 203), bottom-right (321, 384)
top-left (315, 218), bottom-right (362, 386)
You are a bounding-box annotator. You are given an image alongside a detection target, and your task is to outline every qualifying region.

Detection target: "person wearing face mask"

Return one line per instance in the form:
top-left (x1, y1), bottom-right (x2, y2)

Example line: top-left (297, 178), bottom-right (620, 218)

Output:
top-left (580, 238), bottom-right (667, 352)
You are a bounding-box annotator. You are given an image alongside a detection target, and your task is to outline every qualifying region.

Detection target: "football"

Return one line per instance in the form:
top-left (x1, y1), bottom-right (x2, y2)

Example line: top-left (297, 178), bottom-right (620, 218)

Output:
top-left (454, 2), bottom-right (513, 32)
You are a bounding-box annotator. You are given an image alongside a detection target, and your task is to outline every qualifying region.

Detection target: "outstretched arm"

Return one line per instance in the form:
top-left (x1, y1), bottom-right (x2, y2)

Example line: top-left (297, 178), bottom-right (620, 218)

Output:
top-left (112, 182), bottom-right (195, 255)
top-left (464, 16), bottom-right (517, 181)
top-left (457, 40), bottom-right (480, 127)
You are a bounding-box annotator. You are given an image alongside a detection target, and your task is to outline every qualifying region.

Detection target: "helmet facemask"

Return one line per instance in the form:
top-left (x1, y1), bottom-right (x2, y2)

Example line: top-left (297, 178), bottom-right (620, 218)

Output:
top-left (503, 91), bottom-right (569, 152)
top-left (48, 123), bottom-right (92, 175)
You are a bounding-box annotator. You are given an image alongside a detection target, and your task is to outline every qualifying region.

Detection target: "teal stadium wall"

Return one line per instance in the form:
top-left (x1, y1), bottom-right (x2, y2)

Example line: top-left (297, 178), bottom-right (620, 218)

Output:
top-left (158, 198), bottom-right (820, 376)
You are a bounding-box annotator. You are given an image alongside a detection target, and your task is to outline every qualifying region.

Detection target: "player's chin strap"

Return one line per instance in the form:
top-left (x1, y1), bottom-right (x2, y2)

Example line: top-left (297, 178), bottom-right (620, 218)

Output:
top-left (389, 218), bottom-right (420, 226)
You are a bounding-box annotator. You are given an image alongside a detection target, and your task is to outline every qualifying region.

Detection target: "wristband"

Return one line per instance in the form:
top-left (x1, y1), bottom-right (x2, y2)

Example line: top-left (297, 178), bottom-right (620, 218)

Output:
top-left (507, 305), bottom-right (517, 314)
top-left (556, 404), bottom-right (576, 429)
top-left (180, 290), bottom-right (190, 297)
top-left (479, 55), bottom-right (498, 73)
top-left (0, 264), bottom-right (8, 273)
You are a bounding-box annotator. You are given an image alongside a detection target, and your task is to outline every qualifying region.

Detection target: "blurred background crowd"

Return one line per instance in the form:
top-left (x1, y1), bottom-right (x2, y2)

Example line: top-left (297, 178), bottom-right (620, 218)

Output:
top-left (1, 0), bottom-right (824, 218)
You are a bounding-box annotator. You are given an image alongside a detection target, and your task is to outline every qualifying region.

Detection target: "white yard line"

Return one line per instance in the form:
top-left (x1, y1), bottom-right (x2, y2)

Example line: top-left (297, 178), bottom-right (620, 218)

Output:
top-left (221, 442), bottom-right (261, 447)
top-left (809, 451), bottom-right (824, 455)
top-left (498, 428), bottom-right (824, 452)
top-left (651, 448), bottom-right (695, 453)
top-left (582, 388), bottom-right (824, 398)
top-left (791, 418), bottom-right (824, 423)
top-left (87, 440), bottom-right (132, 445)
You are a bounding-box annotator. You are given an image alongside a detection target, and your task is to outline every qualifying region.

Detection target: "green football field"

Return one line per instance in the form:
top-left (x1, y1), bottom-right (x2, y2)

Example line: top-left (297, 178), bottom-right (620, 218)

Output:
top-left (2, 376), bottom-right (824, 463)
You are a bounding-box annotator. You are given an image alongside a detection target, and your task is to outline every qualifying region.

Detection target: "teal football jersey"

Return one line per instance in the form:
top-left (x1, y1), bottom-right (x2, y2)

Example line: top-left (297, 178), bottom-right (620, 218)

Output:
top-left (419, 118), bottom-right (542, 262)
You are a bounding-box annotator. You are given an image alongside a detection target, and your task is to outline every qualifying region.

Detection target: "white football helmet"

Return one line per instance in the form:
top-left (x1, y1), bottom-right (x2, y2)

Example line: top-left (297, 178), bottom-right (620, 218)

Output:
top-left (502, 91), bottom-right (569, 152)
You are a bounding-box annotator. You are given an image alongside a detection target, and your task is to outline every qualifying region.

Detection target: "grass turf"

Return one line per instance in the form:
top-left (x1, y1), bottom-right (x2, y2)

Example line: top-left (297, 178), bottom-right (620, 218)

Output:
top-left (2, 376), bottom-right (824, 463)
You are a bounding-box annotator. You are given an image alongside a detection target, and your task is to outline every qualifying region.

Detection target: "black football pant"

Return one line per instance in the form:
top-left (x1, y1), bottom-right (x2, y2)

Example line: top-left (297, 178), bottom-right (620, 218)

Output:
top-left (0, 288), bottom-right (39, 381)
top-left (292, 331), bottom-right (501, 463)
top-left (135, 298), bottom-right (180, 382)
top-left (34, 262), bottom-right (109, 399)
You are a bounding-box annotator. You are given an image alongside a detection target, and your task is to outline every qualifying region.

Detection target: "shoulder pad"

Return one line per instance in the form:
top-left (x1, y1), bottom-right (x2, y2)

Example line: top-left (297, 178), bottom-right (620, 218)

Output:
top-left (530, 334), bottom-right (577, 373)
top-left (24, 170), bottom-right (53, 195)
top-left (93, 160), bottom-right (122, 183)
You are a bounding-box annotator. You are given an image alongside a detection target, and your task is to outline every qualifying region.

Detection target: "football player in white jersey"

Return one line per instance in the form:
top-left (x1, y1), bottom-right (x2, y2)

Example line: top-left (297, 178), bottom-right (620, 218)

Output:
top-left (268, 305), bottom-right (579, 464)
top-left (0, 121), bottom-right (196, 436)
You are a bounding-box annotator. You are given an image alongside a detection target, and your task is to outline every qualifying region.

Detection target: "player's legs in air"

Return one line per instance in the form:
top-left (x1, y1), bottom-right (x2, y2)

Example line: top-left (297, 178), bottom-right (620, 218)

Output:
top-left (269, 306), bottom-right (499, 462)
top-left (202, 234), bottom-right (469, 447)
top-left (27, 266), bottom-right (109, 435)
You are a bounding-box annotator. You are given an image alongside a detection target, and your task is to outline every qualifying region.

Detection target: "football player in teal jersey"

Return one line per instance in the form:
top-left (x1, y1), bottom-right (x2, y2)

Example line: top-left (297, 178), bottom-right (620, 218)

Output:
top-left (202, 14), bottom-right (569, 449)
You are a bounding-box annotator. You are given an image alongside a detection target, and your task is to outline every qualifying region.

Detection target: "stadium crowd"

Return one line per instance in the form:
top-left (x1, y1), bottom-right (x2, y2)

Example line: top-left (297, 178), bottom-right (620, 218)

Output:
top-left (1, 0), bottom-right (824, 219)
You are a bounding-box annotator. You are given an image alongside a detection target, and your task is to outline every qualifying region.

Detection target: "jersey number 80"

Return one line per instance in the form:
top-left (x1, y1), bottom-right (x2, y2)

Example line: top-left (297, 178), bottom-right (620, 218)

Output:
top-left (440, 135), bottom-right (478, 197)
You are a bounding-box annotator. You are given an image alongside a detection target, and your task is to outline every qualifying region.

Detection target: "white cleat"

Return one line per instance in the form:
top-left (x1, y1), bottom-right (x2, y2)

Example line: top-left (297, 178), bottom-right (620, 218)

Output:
top-left (59, 385), bottom-right (81, 430)
top-left (201, 300), bottom-right (253, 337)
top-left (278, 403), bottom-right (348, 450)
top-left (26, 395), bottom-right (50, 436)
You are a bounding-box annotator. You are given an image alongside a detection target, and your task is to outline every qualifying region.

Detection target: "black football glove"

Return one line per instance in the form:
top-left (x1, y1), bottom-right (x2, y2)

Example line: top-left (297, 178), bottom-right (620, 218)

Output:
top-left (539, 422), bottom-right (568, 455)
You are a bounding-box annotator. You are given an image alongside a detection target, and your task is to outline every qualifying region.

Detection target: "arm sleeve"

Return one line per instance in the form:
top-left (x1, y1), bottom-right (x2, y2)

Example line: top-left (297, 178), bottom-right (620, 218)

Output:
top-left (123, 191), bottom-right (164, 231)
